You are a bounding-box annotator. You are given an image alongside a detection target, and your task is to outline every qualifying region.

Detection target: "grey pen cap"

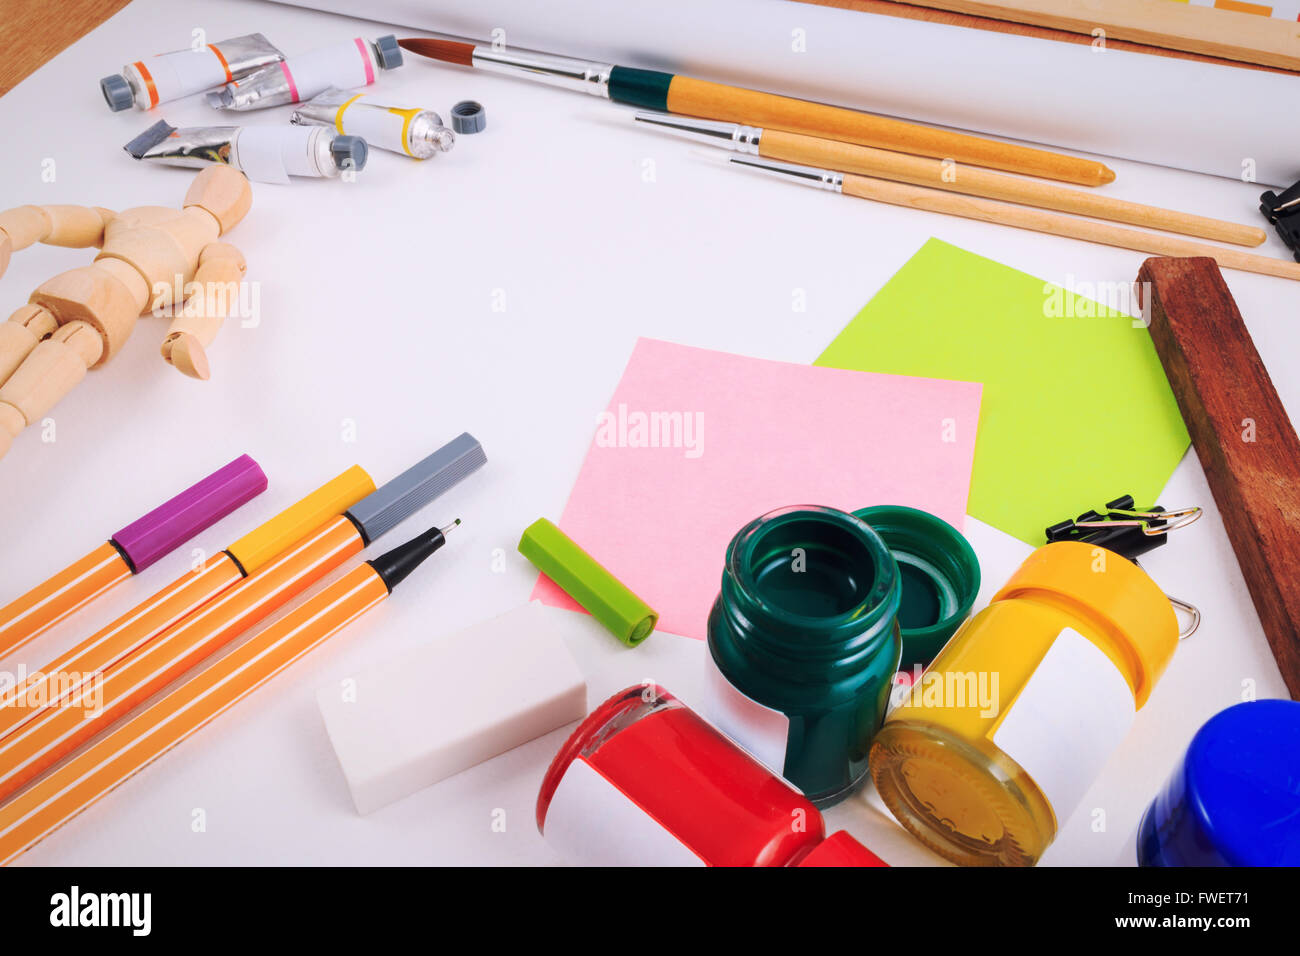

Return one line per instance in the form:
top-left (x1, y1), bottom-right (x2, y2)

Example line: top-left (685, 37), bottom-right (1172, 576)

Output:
top-left (345, 432), bottom-right (486, 543)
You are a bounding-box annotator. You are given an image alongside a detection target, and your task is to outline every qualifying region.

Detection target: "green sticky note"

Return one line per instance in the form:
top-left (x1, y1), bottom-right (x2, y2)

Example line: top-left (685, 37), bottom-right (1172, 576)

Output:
top-left (817, 239), bottom-right (1189, 545)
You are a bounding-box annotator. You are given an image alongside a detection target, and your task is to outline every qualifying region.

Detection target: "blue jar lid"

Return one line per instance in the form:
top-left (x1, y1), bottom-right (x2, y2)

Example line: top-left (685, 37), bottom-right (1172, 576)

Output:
top-left (1140, 699), bottom-right (1300, 866)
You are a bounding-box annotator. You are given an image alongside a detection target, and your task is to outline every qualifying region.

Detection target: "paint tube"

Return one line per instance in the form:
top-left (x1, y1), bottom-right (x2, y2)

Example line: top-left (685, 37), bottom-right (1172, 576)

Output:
top-left (100, 34), bottom-right (284, 112)
top-left (123, 120), bottom-right (368, 185)
top-left (207, 36), bottom-right (403, 111)
top-left (291, 89), bottom-right (454, 159)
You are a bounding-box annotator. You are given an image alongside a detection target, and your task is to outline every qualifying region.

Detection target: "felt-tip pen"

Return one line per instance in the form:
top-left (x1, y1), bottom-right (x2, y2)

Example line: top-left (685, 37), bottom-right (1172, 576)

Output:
top-left (0, 455), bottom-right (267, 660)
top-left (0, 519), bottom-right (459, 865)
top-left (0, 466), bottom-right (375, 742)
top-left (0, 434), bottom-right (485, 802)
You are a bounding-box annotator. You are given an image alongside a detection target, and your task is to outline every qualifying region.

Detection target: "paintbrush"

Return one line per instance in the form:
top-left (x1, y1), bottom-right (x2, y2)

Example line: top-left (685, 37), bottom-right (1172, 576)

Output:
top-left (728, 154), bottom-right (1300, 282)
top-left (397, 35), bottom-right (1116, 187)
top-left (634, 112), bottom-right (1265, 247)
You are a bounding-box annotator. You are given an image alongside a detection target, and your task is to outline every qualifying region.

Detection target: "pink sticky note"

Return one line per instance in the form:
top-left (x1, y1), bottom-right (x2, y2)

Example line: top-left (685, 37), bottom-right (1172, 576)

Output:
top-left (532, 338), bottom-right (982, 640)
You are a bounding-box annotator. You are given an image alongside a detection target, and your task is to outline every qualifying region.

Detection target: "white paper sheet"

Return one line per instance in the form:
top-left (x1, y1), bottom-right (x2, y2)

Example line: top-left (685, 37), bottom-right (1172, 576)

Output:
top-left (268, 0), bottom-right (1300, 185)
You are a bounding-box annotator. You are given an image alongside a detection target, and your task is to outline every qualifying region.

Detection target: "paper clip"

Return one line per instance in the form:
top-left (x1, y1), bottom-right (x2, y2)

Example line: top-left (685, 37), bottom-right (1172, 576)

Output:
top-left (1261, 181), bottom-right (1300, 263)
top-left (1045, 495), bottom-right (1202, 561)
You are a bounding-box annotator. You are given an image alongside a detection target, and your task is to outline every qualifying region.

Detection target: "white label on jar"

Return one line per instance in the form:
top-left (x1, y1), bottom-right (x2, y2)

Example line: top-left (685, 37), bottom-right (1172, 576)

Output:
top-left (544, 758), bottom-right (705, 866)
top-left (701, 651), bottom-right (791, 777)
top-left (991, 626), bottom-right (1136, 827)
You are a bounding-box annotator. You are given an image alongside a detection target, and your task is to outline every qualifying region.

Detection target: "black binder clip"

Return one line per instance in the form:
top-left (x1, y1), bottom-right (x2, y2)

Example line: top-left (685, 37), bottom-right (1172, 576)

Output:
top-left (1045, 495), bottom-right (1202, 562)
top-left (1260, 181), bottom-right (1300, 263)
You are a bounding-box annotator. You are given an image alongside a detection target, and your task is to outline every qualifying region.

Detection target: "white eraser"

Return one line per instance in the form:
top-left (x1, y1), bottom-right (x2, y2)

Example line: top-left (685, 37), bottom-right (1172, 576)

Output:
top-left (317, 602), bottom-right (588, 815)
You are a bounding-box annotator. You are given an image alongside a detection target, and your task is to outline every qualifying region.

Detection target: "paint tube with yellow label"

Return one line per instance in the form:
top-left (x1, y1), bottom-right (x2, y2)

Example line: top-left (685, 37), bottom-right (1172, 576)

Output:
top-left (291, 88), bottom-right (454, 160)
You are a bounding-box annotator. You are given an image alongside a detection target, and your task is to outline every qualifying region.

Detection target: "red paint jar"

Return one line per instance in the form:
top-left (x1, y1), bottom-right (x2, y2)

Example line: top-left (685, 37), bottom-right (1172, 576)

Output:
top-left (536, 684), bottom-right (887, 867)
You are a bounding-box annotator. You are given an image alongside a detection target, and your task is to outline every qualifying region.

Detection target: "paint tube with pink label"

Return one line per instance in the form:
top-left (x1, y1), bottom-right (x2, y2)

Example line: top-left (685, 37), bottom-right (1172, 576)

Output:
top-left (100, 33), bottom-right (284, 112)
top-left (207, 36), bottom-right (403, 111)
top-left (123, 119), bottom-right (369, 185)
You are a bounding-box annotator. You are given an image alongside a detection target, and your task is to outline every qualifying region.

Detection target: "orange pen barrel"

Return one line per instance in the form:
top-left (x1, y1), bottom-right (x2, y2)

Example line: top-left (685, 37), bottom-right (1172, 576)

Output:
top-left (0, 556), bottom-right (243, 742)
top-left (0, 516), bottom-right (364, 804)
top-left (0, 562), bottom-right (388, 865)
top-left (0, 466), bottom-right (373, 744)
top-left (0, 543), bottom-right (132, 660)
top-left (0, 455), bottom-right (268, 659)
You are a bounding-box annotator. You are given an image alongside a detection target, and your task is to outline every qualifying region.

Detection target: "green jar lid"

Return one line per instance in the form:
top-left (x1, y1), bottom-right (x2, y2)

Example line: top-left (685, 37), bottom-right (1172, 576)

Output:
top-left (852, 506), bottom-right (980, 670)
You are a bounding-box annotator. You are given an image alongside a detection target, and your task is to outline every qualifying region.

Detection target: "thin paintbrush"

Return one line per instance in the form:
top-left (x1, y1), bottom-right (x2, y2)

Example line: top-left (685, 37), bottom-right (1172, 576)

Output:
top-left (397, 36), bottom-right (1116, 187)
top-left (634, 112), bottom-right (1266, 248)
top-left (729, 155), bottom-right (1300, 282)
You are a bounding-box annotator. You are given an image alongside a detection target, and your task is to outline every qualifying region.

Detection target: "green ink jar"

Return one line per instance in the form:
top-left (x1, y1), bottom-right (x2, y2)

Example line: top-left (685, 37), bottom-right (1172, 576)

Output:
top-left (704, 505), bottom-right (903, 807)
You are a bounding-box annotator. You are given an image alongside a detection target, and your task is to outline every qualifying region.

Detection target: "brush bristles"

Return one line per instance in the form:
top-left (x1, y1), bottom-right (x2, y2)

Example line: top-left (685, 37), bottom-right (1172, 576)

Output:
top-left (397, 37), bottom-right (476, 67)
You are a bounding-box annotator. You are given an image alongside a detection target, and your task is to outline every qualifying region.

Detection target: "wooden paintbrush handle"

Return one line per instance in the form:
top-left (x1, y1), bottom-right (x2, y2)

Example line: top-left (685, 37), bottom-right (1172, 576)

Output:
top-left (840, 173), bottom-right (1300, 280)
top-left (1137, 256), bottom-right (1300, 698)
top-left (666, 74), bottom-right (1115, 186)
top-left (762, 128), bottom-right (1266, 247)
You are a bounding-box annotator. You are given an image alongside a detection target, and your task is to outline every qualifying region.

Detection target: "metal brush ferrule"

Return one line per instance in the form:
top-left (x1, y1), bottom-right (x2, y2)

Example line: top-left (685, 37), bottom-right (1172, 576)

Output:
top-left (471, 47), bottom-right (613, 97)
top-left (731, 156), bottom-right (844, 192)
top-left (730, 124), bottom-right (762, 154)
top-left (632, 112), bottom-right (762, 154)
top-left (806, 168), bottom-right (845, 192)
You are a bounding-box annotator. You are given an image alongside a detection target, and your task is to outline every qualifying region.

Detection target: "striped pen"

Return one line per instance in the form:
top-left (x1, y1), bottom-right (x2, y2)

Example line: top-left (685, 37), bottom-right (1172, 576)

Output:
top-left (0, 521), bottom-right (458, 865)
top-left (0, 434), bottom-right (485, 803)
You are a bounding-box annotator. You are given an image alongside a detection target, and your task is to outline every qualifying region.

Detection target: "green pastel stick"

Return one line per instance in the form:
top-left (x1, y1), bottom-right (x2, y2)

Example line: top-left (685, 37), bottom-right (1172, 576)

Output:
top-left (519, 518), bottom-right (657, 647)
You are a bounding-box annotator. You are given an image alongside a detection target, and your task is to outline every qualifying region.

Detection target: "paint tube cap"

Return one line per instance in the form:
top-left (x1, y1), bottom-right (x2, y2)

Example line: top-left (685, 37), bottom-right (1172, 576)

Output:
top-left (100, 74), bottom-right (135, 112)
top-left (853, 506), bottom-right (980, 670)
top-left (519, 518), bottom-right (657, 647)
top-left (330, 135), bottom-right (369, 172)
top-left (345, 433), bottom-right (486, 544)
top-left (374, 35), bottom-right (403, 70)
top-left (1138, 700), bottom-right (1300, 866)
top-left (451, 101), bottom-right (486, 134)
top-left (111, 455), bottom-right (268, 572)
top-left (227, 465), bottom-right (375, 574)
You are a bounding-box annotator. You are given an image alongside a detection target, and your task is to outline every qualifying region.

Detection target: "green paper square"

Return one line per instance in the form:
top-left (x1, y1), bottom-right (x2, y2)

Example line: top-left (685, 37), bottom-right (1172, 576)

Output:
top-left (816, 239), bottom-right (1190, 544)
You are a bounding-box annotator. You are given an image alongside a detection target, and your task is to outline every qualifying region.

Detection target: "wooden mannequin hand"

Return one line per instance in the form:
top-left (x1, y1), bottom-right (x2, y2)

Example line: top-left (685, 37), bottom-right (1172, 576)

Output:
top-left (160, 242), bottom-right (247, 380)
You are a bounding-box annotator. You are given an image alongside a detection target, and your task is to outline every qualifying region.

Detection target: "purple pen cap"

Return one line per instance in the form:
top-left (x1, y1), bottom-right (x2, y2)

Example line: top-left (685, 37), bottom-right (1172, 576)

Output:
top-left (110, 455), bottom-right (268, 573)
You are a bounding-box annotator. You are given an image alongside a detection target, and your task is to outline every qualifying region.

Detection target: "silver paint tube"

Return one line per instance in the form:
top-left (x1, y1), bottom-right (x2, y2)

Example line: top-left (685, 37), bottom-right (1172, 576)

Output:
top-left (100, 33), bottom-right (284, 112)
top-left (123, 120), bottom-right (368, 185)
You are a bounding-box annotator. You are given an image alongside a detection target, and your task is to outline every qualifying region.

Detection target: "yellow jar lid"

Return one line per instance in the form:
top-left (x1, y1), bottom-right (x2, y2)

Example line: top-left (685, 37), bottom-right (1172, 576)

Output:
top-left (992, 541), bottom-right (1176, 707)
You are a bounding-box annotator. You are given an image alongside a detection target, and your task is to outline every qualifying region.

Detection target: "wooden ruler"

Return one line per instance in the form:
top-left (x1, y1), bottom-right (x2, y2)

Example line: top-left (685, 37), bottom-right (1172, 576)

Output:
top-left (1138, 256), bottom-right (1300, 699)
top-left (807, 0), bottom-right (1300, 72)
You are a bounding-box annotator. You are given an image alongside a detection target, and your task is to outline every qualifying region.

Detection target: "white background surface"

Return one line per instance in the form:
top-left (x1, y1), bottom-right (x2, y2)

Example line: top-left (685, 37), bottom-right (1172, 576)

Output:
top-left (0, 0), bottom-right (1294, 867)
top-left (277, 0), bottom-right (1300, 184)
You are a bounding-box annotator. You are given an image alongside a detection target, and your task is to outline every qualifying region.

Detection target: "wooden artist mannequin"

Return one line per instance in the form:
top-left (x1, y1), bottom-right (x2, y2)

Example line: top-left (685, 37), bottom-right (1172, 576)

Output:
top-left (0, 167), bottom-right (252, 460)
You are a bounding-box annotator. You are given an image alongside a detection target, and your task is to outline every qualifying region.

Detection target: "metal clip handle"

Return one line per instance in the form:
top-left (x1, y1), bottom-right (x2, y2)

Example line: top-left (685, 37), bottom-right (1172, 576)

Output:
top-left (1073, 505), bottom-right (1203, 537)
top-left (1167, 593), bottom-right (1201, 640)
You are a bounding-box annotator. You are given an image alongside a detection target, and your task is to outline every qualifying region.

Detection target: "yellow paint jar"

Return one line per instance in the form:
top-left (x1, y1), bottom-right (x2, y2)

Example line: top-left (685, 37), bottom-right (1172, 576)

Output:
top-left (869, 541), bottom-right (1177, 866)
